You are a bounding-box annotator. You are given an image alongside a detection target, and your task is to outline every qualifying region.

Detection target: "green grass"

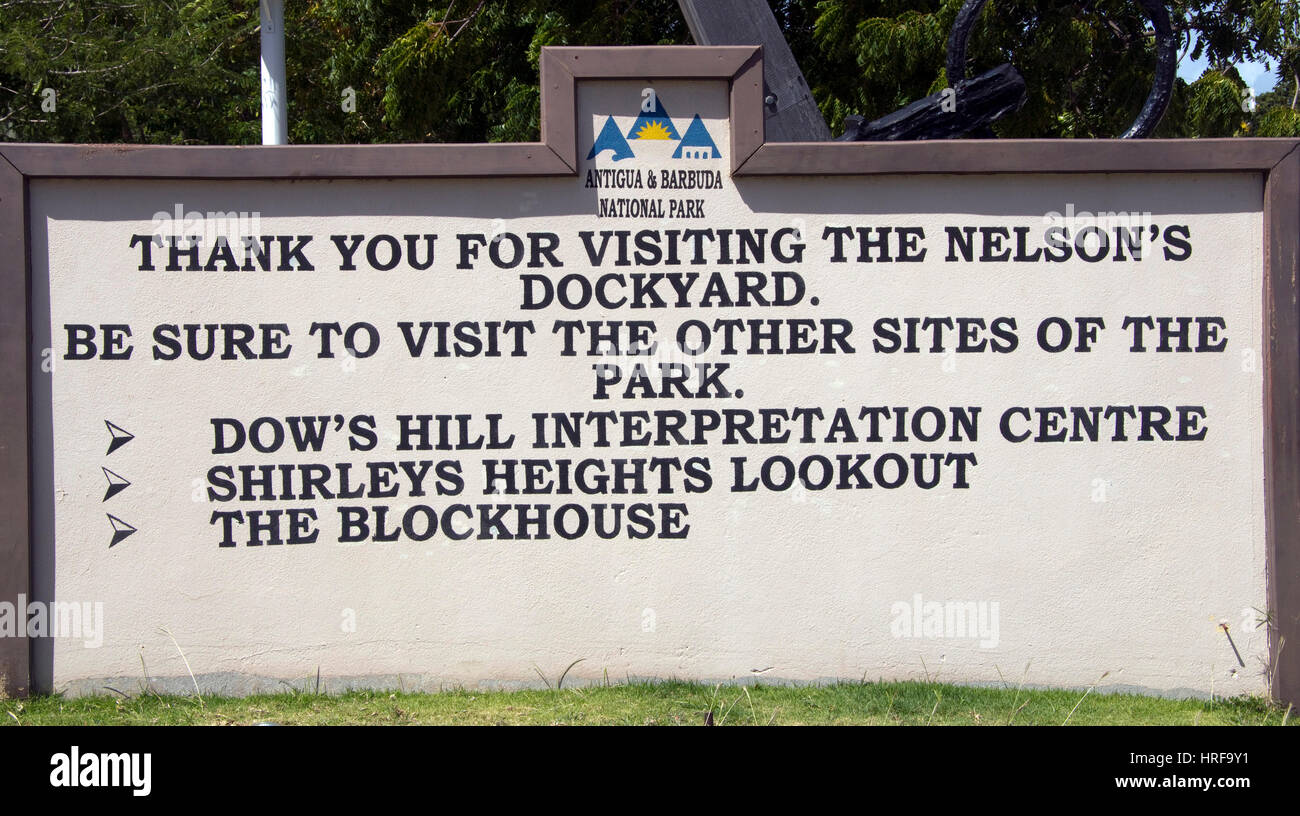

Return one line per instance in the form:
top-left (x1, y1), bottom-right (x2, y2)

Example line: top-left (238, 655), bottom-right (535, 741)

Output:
top-left (2, 680), bottom-right (1294, 725)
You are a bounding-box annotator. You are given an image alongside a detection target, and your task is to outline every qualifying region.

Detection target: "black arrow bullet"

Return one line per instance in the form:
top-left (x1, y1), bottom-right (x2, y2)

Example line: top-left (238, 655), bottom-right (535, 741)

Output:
top-left (105, 421), bottom-right (134, 455)
top-left (101, 467), bottom-right (130, 501)
top-left (107, 514), bottom-right (137, 547)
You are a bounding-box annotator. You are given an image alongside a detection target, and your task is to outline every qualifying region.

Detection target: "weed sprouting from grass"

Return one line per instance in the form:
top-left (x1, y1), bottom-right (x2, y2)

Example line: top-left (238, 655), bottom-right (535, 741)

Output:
top-left (699, 682), bottom-right (745, 725)
top-left (158, 627), bottom-right (203, 708)
top-left (530, 658), bottom-right (588, 691)
top-left (743, 686), bottom-right (758, 724)
top-left (556, 658), bottom-right (585, 690)
top-left (135, 647), bottom-right (163, 700)
top-left (925, 690), bottom-right (942, 725)
top-left (1063, 671), bottom-right (1111, 725)
top-left (1267, 634), bottom-right (1286, 700)
top-left (1006, 661), bottom-right (1032, 725)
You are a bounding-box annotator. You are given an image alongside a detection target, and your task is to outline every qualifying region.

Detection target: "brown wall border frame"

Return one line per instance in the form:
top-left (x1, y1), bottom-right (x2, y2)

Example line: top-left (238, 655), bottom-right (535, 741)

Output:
top-left (0, 149), bottom-right (29, 698)
top-left (0, 46), bottom-right (1296, 703)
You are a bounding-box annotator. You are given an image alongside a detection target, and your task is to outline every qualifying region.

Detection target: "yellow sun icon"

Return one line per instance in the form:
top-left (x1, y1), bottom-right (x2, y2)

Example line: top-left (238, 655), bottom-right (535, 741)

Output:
top-left (635, 121), bottom-right (673, 140)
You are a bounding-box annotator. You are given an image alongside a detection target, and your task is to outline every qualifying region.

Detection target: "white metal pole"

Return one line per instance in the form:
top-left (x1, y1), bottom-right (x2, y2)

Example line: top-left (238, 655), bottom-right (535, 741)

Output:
top-left (260, 0), bottom-right (287, 145)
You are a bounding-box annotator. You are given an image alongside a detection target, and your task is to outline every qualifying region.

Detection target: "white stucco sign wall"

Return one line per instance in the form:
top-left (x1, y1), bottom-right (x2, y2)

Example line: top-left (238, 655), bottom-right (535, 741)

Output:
top-left (19, 73), bottom-right (1274, 698)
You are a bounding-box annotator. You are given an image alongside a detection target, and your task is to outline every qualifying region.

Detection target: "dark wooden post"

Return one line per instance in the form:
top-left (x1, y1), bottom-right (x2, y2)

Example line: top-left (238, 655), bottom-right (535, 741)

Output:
top-left (677, 0), bottom-right (829, 142)
top-left (0, 155), bottom-right (29, 699)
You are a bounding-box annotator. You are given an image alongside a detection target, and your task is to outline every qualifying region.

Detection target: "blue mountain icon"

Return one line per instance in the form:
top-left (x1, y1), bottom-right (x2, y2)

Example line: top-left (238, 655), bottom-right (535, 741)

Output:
top-left (627, 94), bottom-right (681, 140)
top-left (587, 116), bottom-right (635, 161)
top-left (673, 114), bottom-right (721, 159)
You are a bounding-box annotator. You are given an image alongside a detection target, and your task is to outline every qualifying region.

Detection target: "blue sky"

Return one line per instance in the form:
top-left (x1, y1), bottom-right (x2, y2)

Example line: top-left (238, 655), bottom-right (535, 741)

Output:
top-left (1176, 38), bottom-right (1278, 93)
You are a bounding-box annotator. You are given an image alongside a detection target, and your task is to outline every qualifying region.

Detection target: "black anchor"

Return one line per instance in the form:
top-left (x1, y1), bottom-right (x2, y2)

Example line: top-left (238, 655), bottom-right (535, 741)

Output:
top-left (838, 0), bottom-right (1178, 141)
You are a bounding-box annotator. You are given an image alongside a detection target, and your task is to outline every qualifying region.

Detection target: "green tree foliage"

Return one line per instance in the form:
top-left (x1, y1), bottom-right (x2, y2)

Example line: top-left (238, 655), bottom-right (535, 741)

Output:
top-left (1254, 72), bottom-right (1300, 134)
top-left (354, 0), bottom-right (689, 142)
top-left (0, 0), bottom-right (261, 143)
top-left (0, 0), bottom-right (1296, 143)
top-left (1246, 0), bottom-right (1300, 135)
top-left (808, 0), bottom-right (1291, 138)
